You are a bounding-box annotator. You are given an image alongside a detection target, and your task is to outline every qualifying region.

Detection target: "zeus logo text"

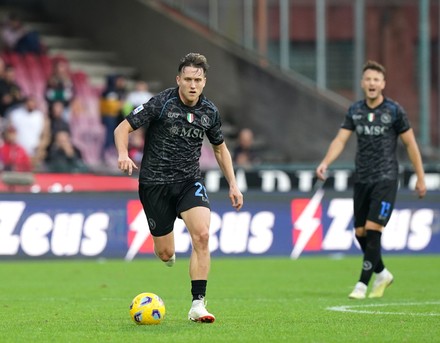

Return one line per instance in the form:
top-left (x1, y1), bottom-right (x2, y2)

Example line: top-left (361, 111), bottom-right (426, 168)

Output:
top-left (291, 198), bottom-right (434, 257)
top-left (126, 201), bottom-right (275, 260)
top-left (126, 199), bottom-right (434, 259)
top-left (0, 201), bottom-right (109, 257)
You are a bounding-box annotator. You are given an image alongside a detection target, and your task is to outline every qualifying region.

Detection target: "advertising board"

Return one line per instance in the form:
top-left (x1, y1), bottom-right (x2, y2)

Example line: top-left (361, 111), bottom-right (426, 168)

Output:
top-left (1, 190), bottom-right (438, 259)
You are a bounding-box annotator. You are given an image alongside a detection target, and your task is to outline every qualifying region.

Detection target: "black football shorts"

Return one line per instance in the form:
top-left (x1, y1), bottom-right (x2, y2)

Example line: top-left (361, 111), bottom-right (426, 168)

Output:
top-left (138, 179), bottom-right (211, 237)
top-left (353, 179), bottom-right (398, 228)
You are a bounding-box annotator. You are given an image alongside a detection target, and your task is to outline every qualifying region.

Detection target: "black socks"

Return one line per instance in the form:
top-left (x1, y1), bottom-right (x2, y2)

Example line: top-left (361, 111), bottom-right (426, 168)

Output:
top-left (191, 280), bottom-right (207, 301)
top-left (355, 233), bottom-right (385, 274)
top-left (359, 230), bottom-right (382, 285)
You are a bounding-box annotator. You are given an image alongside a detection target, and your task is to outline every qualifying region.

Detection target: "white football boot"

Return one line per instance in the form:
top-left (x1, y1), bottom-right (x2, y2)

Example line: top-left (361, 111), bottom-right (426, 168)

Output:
top-left (348, 282), bottom-right (367, 299)
top-left (369, 269), bottom-right (394, 298)
top-left (188, 299), bottom-right (215, 323)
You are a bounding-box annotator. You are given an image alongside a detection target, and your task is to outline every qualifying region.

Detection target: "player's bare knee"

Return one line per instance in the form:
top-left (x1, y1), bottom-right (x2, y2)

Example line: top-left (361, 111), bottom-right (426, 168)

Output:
top-left (155, 249), bottom-right (174, 262)
top-left (355, 227), bottom-right (366, 236)
top-left (191, 230), bottom-right (210, 248)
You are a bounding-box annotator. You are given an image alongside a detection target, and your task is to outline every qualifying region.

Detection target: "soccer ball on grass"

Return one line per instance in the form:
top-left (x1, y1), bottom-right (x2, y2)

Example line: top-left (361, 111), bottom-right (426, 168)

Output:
top-left (129, 292), bottom-right (166, 325)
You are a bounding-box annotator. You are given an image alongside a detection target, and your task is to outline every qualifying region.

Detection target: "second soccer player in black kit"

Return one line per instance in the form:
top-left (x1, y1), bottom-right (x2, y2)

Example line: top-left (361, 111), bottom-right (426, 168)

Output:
top-left (316, 60), bottom-right (426, 299)
top-left (114, 53), bottom-right (243, 322)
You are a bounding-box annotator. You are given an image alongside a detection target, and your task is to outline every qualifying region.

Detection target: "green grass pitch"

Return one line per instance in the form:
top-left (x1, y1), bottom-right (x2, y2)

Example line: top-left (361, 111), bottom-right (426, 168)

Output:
top-left (1, 255), bottom-right (439, 343)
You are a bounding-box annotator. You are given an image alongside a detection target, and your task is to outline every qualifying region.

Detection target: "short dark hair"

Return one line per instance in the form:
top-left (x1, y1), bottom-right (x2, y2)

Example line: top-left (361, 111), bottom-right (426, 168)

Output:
top-left (178, 53), bottom-right (209, 74)
top-left (362, 60), bottom-right (386, 78)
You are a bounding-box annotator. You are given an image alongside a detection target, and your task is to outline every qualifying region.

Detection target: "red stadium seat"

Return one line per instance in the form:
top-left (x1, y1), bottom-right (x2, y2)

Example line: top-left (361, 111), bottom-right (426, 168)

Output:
top-left (39, 53), bottom-right (53, 79)
top-left (23, 53), bottom-right (47, 107)
top-left (6, 53), bottom-right (33, 96)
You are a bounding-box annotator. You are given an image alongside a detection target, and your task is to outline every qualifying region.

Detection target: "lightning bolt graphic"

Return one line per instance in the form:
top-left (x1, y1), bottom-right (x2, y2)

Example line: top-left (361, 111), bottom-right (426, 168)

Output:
top-left (290, 187), bottom-right (325, 259)
top-left (125, 209), bottom-right (151, 261)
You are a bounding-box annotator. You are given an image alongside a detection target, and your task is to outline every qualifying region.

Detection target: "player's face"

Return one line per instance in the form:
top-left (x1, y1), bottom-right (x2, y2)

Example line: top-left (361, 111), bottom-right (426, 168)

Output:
top-left (176, 66), bottom-right (206, 106)
top-left (361, 69), bottom-right (385, 102)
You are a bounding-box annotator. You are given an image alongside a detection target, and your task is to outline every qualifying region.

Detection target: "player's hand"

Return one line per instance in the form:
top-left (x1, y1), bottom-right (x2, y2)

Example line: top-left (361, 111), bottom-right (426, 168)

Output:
top-left (415, 178), bottom-right (427, 199)
top-left (316, 163), bottom-right (328, 181)
top-left (118, 156), bottom-right (138, 176)
top-left (229, 186), bottom-right (243, 211)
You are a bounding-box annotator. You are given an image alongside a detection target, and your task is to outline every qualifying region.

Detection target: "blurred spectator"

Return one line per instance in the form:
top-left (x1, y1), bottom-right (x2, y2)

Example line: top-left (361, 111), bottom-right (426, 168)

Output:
top-left (0, 57), bottom-right (6, 120)
top-left (0, 57), bottom-right (5, 128)
top-left (47, 100), bottom-right (70, 152)
top-left (0, 55), bottom-right (6, 79)
top-left (0, 12), bottom-right (42, 54)
top-left (46, 130), bottom-right (88, 173)
top-left (233, 128), bottom-right (260, 168)
top-left (45, 58), bottom-right (75, 120)
top-left (7, 95), bottom-right (49, 169)
top-left (120, 80), bottom-right (153, 169)
top-left (69, 98), bottom-right (105, 168)
top-left (0, 64), bottom-right (23, 118)
top-left (100, 74), bottom-right (127, 162)
top-left (122, 80), bottom-right (154, 116)
top-left (48, 100), bottom-right (70, 135)
top-left (0, 124), bottom-right (32, 172)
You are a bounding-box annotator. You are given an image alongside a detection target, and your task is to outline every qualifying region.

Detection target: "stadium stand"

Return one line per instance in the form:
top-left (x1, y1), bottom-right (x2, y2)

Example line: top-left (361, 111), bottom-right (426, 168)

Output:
top-left (0, 5), bottom-right (140, 171)
top-left (1, 0), bottom-right (361, 167)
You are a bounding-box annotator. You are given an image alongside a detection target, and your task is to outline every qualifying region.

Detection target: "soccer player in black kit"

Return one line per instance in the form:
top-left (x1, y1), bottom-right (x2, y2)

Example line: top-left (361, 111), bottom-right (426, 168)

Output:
top-left (316, 60), bottom-right (426, 299)
top-left (114, 53), bottom-right (243, 322)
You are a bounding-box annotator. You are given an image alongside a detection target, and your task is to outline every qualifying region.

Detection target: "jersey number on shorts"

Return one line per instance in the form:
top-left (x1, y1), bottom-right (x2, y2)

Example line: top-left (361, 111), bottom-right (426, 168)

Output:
top-left (380, 201), bottom-right (391, 218)
top-left (195, 182), bottom-right (209, 200)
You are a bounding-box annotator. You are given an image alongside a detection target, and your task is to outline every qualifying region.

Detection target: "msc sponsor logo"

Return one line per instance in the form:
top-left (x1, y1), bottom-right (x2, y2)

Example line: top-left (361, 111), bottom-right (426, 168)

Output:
top-left (168, 126), bottom-right (204, 139)
top-left (356, 125), bottom-right (388, 136)
top-left (180, 127), bottom-right (204, 139)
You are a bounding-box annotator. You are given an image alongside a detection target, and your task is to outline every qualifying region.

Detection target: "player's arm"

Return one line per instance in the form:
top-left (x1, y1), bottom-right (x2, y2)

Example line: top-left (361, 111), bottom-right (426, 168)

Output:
top-left (212, 142), bottom-right (243, 211)
top-left (399, 128), bottom-right (426, 198)
top-left (316, 128), bottom-right (352, 180)
top-left (114, 119), bottom-right (138, 176)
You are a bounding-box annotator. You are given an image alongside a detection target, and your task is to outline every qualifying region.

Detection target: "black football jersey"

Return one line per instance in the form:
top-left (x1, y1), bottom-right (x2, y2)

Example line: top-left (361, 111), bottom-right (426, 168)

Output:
top-left (341, 97), bottom-right (411, 183)
top-left (126, 87), bottom-right (224, 184)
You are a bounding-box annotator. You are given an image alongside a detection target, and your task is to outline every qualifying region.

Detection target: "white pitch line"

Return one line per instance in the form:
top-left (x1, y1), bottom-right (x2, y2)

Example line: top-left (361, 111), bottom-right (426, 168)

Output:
top-left (326, 301), bottom-right (440, 316)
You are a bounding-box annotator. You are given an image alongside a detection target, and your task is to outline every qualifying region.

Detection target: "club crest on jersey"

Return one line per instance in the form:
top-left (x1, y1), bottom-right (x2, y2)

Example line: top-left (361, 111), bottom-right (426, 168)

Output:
top-left (187, 113), bottom-right (194, 123)
top-left (368, 112), bottom-right (375, 122)
top-left (381, 112), bottom-right (392, 124)
top-left (133, 104), bottom-right (144, 115)
top-left (201, 115), bottom-right (210, 127)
